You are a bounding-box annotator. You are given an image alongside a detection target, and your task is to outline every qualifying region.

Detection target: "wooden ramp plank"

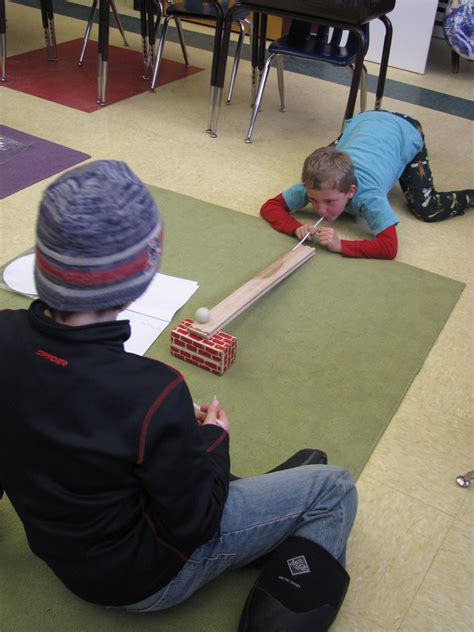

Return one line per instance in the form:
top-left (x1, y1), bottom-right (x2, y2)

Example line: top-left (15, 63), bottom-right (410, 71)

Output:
top-left (187, 246), bottom-right (315, 338)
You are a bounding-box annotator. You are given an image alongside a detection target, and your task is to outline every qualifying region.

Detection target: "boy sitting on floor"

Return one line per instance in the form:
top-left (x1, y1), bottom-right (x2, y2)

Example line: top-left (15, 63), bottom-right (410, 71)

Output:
top-left (0, 160), bottom-right (357, 630)
top-left (261, 110), bottom-right (473, 260)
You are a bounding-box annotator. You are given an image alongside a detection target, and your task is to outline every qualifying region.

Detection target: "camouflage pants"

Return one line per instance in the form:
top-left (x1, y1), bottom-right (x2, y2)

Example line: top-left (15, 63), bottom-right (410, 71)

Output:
top-left (395, 113), bottom-right (472, 222)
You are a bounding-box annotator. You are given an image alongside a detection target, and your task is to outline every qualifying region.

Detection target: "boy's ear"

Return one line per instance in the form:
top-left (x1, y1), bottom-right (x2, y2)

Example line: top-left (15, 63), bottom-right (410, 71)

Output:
top-left (347, 184), bottom-right (357, 199)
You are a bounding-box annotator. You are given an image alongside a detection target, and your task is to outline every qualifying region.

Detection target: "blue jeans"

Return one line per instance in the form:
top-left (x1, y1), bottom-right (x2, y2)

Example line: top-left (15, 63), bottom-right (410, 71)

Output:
top-left (120, 465), bottom-right (357, 613)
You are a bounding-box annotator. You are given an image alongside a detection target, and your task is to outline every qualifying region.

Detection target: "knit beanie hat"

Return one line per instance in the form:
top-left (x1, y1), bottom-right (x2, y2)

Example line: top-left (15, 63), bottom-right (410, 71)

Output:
top-left (35, 160), bottom-right (163, 312)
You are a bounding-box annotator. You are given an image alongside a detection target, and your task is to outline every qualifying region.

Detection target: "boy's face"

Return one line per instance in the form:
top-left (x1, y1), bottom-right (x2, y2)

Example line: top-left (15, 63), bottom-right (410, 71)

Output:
top-left (305, 184), bottom-right (356, 222)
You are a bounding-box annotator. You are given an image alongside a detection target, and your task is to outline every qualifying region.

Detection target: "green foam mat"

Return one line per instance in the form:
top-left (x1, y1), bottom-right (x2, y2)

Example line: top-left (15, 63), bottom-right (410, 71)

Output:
top-left (0, 186), bottom-right (465, 631)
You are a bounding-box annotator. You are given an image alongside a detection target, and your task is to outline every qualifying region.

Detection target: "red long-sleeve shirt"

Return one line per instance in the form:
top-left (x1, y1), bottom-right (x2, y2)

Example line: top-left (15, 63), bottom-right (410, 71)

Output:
top-left (260, 193), bottom-right (398, 260)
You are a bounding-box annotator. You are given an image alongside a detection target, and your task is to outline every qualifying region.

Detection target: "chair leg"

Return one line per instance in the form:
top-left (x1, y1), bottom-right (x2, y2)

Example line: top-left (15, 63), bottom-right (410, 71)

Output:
top-left (146, 0), bottom-right (163, 76)
top-left (240, 17), bottom-right (254, 106)
top-left (47, 11), bottom-right (58, 61)
top-left (348, 62), bottom-right (367, 117)
top-left (374, 15), bottom-right (392, 111)
top-left (359, 63), bottom-right (367, 112)
top-left (110, 0), bottom-right (128, 46)
top-left (226, 20), bottom-right (245, 104)
top-left (451, 50), bottom-right (460, 74)
top-left (245, 53), bottom-right (276, 144)
top-left (150, 15), bottom-right (170, 91)
top-left (456, 470), bottom-right (474, 487)
top-left (140, 0), bottom-right (148, 78)
top-left (41, 0), bottom-right (57, 61)
top-left (154, 0), bottom-right (163, 40)
top-left (143, 0), bottom-right (163, 77)
top-left (78, 0), bottom-right (127, 66)
top-left (78, 0), bottom-right (98, 66)
top-left (174, 16), bottom-right (189, 67)
top-left (142, 0), bottom-right (159, 80)
top-left (276, 54), bottom-right (286, 112)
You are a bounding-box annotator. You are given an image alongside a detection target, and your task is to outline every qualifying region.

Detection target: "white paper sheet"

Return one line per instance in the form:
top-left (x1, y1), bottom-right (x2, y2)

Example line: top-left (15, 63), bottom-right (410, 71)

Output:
top-left (2, 253), bottom-right (199, 356)
top-left (127, 272), bottom-right (199, 321)
top-left (119, 309), bottom-right (170, 355)
top-left (2, 252), bottom-right (37, 296)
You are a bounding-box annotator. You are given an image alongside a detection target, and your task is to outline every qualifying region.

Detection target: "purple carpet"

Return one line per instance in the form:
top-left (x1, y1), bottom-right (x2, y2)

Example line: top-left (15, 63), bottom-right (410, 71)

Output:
top-left (0, 125), bottom-right (90, 199)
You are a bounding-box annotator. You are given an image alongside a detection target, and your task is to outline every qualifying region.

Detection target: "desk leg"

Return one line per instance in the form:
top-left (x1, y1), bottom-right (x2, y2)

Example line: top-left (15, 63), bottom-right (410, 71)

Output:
top-left (139, 0), bottom-right (148, 78)
top-left (146, 0), bottom-right (159, 74)
top-left (39, 0), bottom-right (52, 61)
top-left (207, 5), bottom-right (230, 137)
top-left (257, 13), bottom-right (267, 84)
top-left (97, 0), bottom-right (110, 105)
top-left (207, 84), bottom-right (223, 136)
top-left (250, 12), bottom-right (260, 105)
top-left (46, 0), bottom-right (58, 61)
top-left (39, 0), bottom-right (57, 61)
top-left (343, 25), bottom-right (368, 121)
top-left (0, 0), bottom-right (6, 81)
top-left (208, 5), bottom-right (224, 135)
top-left (374, 15), bottom-right (392, 110)
top-left (141, 0), bottom-right (160, 80)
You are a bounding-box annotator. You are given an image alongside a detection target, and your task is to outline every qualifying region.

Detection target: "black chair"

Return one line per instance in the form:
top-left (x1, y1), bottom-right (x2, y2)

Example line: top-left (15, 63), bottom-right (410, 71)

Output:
top-left (245, 21), bottom-right (369, 143)
top-left (149, 0), bottom-right (252, 108)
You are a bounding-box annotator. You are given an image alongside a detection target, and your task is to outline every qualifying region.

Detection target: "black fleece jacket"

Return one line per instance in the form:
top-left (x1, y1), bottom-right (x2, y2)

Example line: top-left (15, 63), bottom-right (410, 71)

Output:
top-left (0, 300), bottom-right (230, 606)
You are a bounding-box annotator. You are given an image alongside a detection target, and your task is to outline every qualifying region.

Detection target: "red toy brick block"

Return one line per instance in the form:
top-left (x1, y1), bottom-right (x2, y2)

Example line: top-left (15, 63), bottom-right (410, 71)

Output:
top-left (170, 319), bottom-right (237, 375)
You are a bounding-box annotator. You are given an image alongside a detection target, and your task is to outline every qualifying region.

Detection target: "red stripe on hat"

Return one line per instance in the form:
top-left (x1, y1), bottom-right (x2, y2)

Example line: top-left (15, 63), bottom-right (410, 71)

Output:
top-left (35, 247), bottom-right (151, 286)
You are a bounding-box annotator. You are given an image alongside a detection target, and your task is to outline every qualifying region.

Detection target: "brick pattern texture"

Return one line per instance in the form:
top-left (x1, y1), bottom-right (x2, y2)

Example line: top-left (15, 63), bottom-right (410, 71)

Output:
top-left (170, 319), bottom-right (237, 375)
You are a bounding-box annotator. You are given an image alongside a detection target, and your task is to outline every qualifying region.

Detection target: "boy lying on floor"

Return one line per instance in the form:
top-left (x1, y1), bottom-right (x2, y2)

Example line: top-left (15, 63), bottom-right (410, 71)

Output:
top-left (261, 111), bottom-right (473, 260)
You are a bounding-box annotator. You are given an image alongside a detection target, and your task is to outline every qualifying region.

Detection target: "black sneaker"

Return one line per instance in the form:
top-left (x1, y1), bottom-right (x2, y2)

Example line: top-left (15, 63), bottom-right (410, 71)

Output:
top-left (229, 449), bottom-right (327, 481)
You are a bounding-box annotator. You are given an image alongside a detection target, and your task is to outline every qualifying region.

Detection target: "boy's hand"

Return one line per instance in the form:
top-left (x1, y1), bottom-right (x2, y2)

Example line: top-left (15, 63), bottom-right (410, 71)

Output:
top-left (201, 398), bottom-right (230, 433)
top-left (294, 224), bottom-right (318, 241)
top-left (194, 402), bottom-right (207, 425)
top-left (316, 227), bottom-right (342, 253)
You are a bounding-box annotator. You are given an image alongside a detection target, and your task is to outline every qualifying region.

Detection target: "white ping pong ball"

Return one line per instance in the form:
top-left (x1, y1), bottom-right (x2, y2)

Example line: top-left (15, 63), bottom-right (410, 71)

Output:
top-left (195, 307), bottom-right (210, 323)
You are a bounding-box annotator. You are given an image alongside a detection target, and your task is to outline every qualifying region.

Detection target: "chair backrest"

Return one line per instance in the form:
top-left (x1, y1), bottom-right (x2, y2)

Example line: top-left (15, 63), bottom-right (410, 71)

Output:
top-left (287, 20), bottom-right (369, 51)
top-left (315, 25), bottom-right (342, 46)
top-left (345, 22), bottom-right (370, 48)
top-left (173, 0), bottom-right (230, 11)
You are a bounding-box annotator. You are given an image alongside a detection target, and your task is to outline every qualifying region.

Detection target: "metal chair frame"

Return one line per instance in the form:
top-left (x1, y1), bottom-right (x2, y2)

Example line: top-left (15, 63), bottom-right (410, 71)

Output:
top-left (150, 1), bottom-right (252, 108)
top-left (78, 0), bottom-right (129, 66)
top-left (246, 24), bottom-right (369, 143)
top-left (81, 0), bottom-right (167, 85)
top-left (96, 0), bottom-right (166, 104)
top-left (208, 4), bottom-right (393, 139)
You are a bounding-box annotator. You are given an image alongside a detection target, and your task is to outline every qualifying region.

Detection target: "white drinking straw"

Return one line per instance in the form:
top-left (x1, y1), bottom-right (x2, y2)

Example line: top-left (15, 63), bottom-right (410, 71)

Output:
top-left (292, 216), bottom-right (325, 251)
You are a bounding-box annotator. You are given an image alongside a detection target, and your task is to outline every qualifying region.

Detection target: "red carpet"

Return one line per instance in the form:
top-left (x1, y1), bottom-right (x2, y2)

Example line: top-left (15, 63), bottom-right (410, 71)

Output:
top-left (1, 39), bottom-right (204, 113)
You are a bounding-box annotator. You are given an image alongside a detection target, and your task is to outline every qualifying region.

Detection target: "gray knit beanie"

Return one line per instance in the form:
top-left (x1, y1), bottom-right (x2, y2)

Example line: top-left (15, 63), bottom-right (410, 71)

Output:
top-left (35, 160), bottom-right (163, 312)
